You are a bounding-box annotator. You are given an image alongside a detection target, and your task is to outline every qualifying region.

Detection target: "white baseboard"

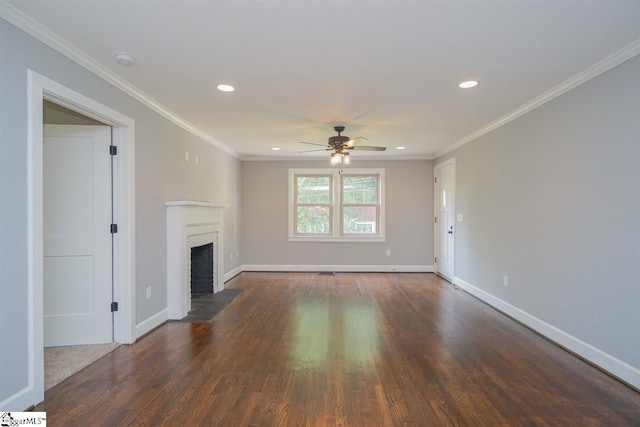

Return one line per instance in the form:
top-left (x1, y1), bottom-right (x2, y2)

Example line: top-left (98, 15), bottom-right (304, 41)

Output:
top-left (453, 276), bottom-right (640, 390)
top-left (224, 265), bottom-right (243, 282)
top-left (242, 264), bottom-right (434, 273)
top-left (0, 385), bottom-right (35, 412)
top-left (134, 308), bottom-right (168, 340)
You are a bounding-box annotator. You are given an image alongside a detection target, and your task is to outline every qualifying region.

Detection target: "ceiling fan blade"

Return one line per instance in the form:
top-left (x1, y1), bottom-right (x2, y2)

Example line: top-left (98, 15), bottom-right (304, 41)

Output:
top-left (299, 141), bottom-right (327, 147)
top-left (346, 136), bottom-right (368, 147)
top-left (299, 148), bottom-right (331, 153)
top-left (351, 145), bottom-right (387, 151)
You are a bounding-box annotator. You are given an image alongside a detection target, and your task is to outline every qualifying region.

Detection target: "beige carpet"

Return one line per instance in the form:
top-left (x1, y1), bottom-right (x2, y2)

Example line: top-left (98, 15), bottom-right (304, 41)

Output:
top-left (45, 342), bottom-right (120, 390)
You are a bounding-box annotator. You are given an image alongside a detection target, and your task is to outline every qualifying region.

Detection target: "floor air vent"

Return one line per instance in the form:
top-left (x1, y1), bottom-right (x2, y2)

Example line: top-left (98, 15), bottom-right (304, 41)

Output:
top-left (318, 271), bottom-right (335, 275)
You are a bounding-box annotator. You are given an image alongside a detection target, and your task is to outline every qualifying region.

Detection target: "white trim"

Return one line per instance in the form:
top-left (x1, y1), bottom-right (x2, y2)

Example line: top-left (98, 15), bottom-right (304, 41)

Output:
top-left (3, 1), bottom-right (639, 163)
top-left (288, 168), bottom-right (386, 240)
top-left (0, 386), bottom-right (32, 412)
top-left (453, 276), bottom-right (640, 390)
top-left (434, 157), bottom-right (456, 170)
top-left (224, 265), bottom-right (243, 282)
top-left (18, 70), bottom-right (136, 410)
top-left (241, 154), bottom-right (436, 161)
top-left (166, 204), bottom-right (224, 320)
top-left (437, 37), bottom-right (640, 158)
top-left (165, 201), bottom-right (229, 208)
top-left (134, 309), bottom-right (168, 340)
top-left (0, 1), bottom-right (238, 159)
top-left (288, 237), bottom-right (386, 243)
top-left (243, 264), bottom-right (434, 273)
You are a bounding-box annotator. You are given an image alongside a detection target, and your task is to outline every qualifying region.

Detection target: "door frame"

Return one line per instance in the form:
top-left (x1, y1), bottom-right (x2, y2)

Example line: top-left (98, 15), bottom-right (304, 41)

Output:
top-left (433, 157), bottom-right (456, 280)
top-left (27, 70), bottom-right (136, 403)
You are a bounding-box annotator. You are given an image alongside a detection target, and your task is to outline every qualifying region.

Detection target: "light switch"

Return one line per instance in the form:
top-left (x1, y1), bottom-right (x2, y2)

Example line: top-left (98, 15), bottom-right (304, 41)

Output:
top-left (456, 214), bottom-right (464, 222)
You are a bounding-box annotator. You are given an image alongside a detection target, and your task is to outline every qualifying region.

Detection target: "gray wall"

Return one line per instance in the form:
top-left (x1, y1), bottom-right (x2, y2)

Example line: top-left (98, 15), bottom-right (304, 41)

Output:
top-left (0, 18), bottom-right (241, 404)
top-left (437, 55), bottom-right (640, 371)
top-left (241, 160), bottom-right (433, 267)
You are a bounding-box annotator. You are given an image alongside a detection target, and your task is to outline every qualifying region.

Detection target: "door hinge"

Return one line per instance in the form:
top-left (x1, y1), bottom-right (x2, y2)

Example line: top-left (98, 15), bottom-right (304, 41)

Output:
top-left (434, 177), bottom-right (437, 183)
top-left (110, 224), bottom-right (118, 234)
top-left (435, 257), bottom-right (437, 263)
top-left (110, 145), bottom-right (117, 156)
top-left (111, 301), bottom-right (119, 312)
top-left (435, 217), bottom-right (437, 223)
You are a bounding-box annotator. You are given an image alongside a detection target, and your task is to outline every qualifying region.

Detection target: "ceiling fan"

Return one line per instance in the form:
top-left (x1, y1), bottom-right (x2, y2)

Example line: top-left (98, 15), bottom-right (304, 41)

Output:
top-left (299, 126), bottom-right (386, 165)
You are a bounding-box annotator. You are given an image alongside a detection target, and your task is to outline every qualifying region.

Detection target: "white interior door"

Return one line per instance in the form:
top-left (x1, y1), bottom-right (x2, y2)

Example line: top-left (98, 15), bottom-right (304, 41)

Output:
top-left (43, 124), bottom-right (113, 346)
top-left (435, 160), bottom-right (455, 281)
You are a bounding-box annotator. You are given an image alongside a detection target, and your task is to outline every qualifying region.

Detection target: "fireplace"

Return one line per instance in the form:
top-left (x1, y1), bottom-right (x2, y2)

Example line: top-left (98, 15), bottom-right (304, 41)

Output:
top-left (166, 201), bottom-right (225, 319)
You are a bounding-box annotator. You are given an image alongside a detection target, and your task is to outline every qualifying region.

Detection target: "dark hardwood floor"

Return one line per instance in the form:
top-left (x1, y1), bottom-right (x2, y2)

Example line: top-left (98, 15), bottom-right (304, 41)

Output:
top-left (36, 273), bottom-right (640, 426)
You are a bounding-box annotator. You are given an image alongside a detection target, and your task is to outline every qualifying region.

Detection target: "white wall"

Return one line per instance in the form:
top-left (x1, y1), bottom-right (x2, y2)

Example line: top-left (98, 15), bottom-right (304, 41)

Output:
top-left (241, 160), bottom-right (433, 270)
top-left (0, 17), bottom-right (241, 408)
top-left (437, 54), bottom-right (640, 387)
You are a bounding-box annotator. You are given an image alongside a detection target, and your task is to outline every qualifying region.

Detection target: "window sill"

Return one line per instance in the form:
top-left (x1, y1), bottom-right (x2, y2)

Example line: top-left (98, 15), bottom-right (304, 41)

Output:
top-left (288, 236), bottom-right (386, 243)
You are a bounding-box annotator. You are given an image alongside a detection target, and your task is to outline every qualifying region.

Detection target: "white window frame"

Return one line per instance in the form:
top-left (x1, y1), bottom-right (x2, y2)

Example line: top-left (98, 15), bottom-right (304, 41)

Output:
top-left (288, 168), bottom-right (385, 242)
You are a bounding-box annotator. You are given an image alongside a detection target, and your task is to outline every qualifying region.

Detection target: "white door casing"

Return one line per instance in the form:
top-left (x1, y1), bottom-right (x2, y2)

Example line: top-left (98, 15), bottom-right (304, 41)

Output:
top-left (43, 124), bottom-right (113, 346)
top-left (434, 159), bottom-right (455, 280)
top-left (7, 70), bottom-right (136, 412)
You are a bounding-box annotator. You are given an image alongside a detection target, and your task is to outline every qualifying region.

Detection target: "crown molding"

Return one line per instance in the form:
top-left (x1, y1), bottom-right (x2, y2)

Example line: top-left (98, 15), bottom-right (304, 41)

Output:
top-left (5, 1), bottom-right (639, 163)
top-left (0, 1), bottom-right (239, 159)
top-left (436, 37), bottom-right (640, 158)
top-left (241, 153), bottom-right (435, 161)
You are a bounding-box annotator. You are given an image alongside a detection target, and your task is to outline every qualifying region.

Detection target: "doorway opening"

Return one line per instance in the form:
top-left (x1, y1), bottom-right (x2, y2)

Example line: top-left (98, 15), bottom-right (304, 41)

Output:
top-left (42, 101), bottom-right (120, 389)
top-left (27, 70), bottom-right (135, 405)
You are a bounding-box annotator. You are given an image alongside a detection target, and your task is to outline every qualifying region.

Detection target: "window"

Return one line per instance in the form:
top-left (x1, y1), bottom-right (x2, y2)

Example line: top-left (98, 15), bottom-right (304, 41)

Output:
top-left (289, 168), bottom-right (385, 242)
top-left (295, 175), bottom-right (332, 235)
top-left (341, 175), bottom-right (378, 235)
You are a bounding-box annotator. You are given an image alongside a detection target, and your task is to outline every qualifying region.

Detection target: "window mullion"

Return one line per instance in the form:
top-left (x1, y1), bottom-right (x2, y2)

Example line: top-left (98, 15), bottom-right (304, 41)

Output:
top-left (333, 171), bottom-right (340, 237)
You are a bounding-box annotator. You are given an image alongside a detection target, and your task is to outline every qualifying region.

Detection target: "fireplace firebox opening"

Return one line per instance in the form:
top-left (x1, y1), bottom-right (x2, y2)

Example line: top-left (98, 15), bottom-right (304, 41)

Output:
top-left (190, 243), bottom-right (214, 295)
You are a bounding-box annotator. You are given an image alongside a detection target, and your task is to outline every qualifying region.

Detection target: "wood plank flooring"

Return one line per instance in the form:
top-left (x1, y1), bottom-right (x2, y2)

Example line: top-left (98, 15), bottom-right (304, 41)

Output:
top-left (36, 273), bottom-right (640, 426)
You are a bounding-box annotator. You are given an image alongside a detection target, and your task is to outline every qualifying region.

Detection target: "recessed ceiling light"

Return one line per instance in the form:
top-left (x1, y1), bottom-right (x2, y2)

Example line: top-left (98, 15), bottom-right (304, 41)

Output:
top-left (271, 147), bottom-right (281, 151)
top-left (396, 146), bottom-right (406, 150)
top-left (114, 52), bottom-right (135, 67)
top-left (459, 80), bottom-right (479, 89)
top-left (217, 84), bottom-right (235, 93)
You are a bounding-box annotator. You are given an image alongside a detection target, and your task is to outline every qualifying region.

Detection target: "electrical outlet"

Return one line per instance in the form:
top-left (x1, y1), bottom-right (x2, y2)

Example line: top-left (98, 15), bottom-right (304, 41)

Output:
top-left (195, 155), bottom-right (199, 165)
top-left (146, 286), bottom-right (152, 299)
top-left (386, 249), bottom-right (391, 256)
top-left (503, 275), bottom-right (508, 287)
top-left (185, 151), bottom-right (189, 162)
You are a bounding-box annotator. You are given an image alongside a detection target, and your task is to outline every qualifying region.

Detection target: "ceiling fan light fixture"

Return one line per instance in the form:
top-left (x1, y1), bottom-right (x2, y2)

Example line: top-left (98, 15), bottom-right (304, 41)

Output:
top-left (300, 126), bottom-right (385, 162)
top-left (330, 152), bottom-right (343, 165)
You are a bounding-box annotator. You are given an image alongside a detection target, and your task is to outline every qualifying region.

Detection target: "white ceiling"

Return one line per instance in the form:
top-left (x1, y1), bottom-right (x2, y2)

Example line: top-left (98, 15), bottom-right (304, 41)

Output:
top-left (7, 0), bottom-right (640, 159)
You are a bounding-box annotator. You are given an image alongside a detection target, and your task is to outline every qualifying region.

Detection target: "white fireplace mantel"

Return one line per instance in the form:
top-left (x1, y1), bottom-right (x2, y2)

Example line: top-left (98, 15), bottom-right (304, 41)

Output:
top-left (166, 201), bottom-right (226, 319)
top-left (165, 201), bottom-right (228, 208)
